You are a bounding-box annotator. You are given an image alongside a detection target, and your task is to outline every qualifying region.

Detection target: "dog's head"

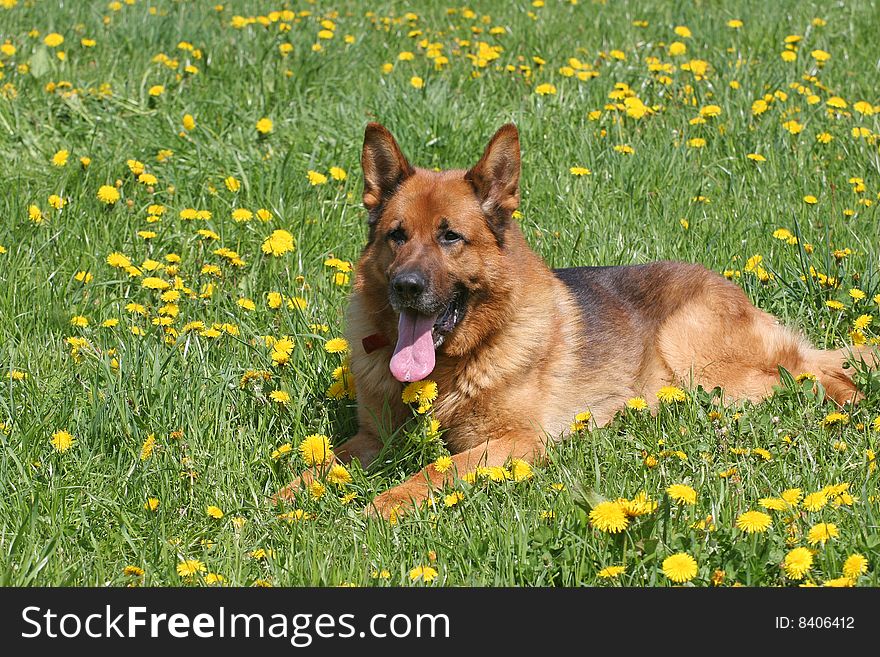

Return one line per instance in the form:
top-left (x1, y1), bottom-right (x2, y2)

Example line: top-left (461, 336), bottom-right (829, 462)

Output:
top-left (358, 122), bottom-right (521, 382)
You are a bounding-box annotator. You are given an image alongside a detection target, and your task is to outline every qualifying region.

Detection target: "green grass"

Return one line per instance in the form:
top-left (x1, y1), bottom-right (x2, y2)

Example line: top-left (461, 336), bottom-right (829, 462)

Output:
top-left (0, 0), bottom-right (879, 587)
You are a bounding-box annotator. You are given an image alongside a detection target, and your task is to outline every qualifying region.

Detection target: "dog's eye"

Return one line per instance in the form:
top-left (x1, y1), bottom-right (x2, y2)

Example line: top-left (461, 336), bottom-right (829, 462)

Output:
top-left (441, 230), bottom-right (463, 244)
top-left (387, 228), bottom-right (407, 244)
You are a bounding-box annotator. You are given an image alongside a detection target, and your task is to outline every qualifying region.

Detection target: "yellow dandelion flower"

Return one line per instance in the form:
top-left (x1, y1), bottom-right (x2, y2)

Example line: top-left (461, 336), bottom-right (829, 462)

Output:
top-left (625, 397), bottom-right (648, 410)
top-left (668, 42), bottom-right (687, 57)
top-left (401, 380), bottom-right (438, 409)
top-left (231, 208), bottom-right (253, 222)
top-left (51, 429), bottom-right (75, 453)
top-left (510, 459), bottom-right (533, 481)
top-left (842, 554), bottom-right (868, 579)
top-left (802, 491), bottom-right (828, 512)
top-left (255, 117), bottom-right (273, 134)
top-left (782, 120), bottom-right (803, 134)
top-left (433, 455), bottom-right (453, 473)
top-left (144, 497), bottom-right (159, 511)
top-left (598, 565), bottom-right (625, 579)
top-left (324, 338), bottom-right (349, 354)
top-left (307, 170), bottom-right (328, 185)
top-left (807, 522), bottom-right (838, 546)
top-left (224, 176), bottom-right (240, 192)
top-left (853, 101), bottom-right (874, 116)
top-left (759, 497), bottom-right (788, 511)
top-left (666, 483), bottom-right (697, 505)
top-left (444, 491), bottom-right (464, 507)
top-left (784, 547), bottom-right (813, 580)
top-left (140, 434), bottom-right (156, 460)
top-left (619, 491), bottom-right (658, 517)
top-left (299, 434), bottom-right (333, 466)
top-left (409, 565), bottom-right (438, 583)
top-left (656, 385), bottom-right (686, 403)
top-left (206, 505), bottom-right (224, 519)
top-left (570, 410), bottom-right (592, 431)
top-left (142, 277), bottom-right (170, 291)
top-left (736, 510), bottom-right (772, 534)
top-left (176, 559), bottom-right (206, 578)
top-left (662, 553), bottom-right (698, 583)
top-left (751, 99), bottom-right (769, 115)
top-left (752, 447), bottom-right (772, 461)
top-left (589, 501), bottom-right (629, 533)
top-left (853, 314), bottom-right (872, 330)
top-left (44, 33), bottom-right (64, 48)
top-left (50, 149), bottom-right (70, 167)
top-left (674, 25), bottom-right (692, 38)
top-left (327, 464), bottom-right (352, 485)
top-left (309, 481), bottom-right (326, 500)
top-left (773, 228), bottom-right (793, 241)
top-left (126, 159), bottom-right (145, 176)
top-left (97, 185), bottom-right (120, 204)
top-left (480, 466), bottom-right (510, 482)
top-left (270, 443), bottom-right (292, 460)
top-left (261, 229), bottom-right (295, 256)
top-left (821, 412), bottom-right (849, 427)
top-left (823, 576), bottom-right (854, 587)
top-left (250, 548), bottom-right (273, 560)
top-left (278, 509), bottom-right (313, 523)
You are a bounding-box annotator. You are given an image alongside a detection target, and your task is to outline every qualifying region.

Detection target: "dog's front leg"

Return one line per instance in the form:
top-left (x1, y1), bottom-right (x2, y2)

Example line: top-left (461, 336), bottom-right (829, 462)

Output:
top-left (367, 431), bottom-right (546, 519)
top-left (272, 432), bottom-right (383, 504)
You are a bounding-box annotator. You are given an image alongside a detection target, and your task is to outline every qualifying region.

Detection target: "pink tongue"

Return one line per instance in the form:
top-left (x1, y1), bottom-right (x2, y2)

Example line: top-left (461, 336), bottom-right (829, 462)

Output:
top-left (390, 311), bottom-right (438, 382)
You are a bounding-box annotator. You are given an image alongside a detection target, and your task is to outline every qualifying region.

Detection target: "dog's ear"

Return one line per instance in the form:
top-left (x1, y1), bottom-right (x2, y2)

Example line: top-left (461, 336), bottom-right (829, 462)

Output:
top-left (361, 123), bottom-right (414, 223)
top-left (465, 123), bottom-right (520, 239)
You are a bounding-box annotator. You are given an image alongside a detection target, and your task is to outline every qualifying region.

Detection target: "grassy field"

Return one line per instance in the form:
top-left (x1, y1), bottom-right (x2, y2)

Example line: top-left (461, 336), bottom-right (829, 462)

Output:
top-left (1, 0), bottom-right (879, 587)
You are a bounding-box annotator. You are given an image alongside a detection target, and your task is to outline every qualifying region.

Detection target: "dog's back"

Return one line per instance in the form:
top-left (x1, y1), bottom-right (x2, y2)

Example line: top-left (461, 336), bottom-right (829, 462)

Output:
top-left (554, 261), bottom-right (865, 409)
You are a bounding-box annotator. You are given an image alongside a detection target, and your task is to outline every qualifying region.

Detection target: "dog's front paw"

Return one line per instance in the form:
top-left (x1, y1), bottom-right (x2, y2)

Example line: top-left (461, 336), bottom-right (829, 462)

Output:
top-left (366, 484), bottom-right (426, 521)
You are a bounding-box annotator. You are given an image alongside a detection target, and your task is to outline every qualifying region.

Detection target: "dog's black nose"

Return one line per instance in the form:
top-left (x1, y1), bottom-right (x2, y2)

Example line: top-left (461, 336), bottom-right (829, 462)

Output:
top-left (392, 271), bottom-right (427, 302)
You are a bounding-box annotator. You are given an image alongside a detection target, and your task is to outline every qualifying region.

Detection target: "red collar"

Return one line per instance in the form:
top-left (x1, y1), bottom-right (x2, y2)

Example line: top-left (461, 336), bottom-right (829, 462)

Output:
top-left (362, 333), bottom-right (390, 354)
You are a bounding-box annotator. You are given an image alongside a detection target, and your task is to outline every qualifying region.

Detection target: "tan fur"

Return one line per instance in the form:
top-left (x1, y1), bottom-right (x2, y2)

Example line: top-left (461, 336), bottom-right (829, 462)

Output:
top-left (274, 124), bottom-right (875, 517)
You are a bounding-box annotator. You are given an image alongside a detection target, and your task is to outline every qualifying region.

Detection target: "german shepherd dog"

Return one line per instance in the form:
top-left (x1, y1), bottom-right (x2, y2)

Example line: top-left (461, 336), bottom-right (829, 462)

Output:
top-left (276, 123), bottom-right (873, 518)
